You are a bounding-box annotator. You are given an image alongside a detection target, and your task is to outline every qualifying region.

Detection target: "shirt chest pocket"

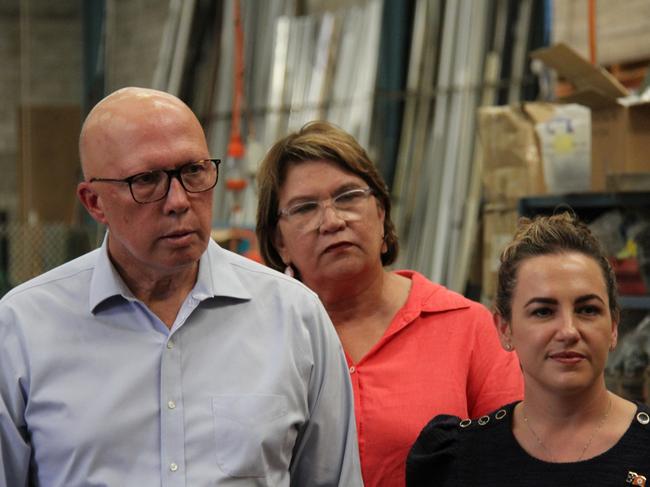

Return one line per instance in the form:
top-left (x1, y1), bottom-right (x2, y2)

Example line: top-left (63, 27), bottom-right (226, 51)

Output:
top-left (211, 394), bottom-right (291, 478)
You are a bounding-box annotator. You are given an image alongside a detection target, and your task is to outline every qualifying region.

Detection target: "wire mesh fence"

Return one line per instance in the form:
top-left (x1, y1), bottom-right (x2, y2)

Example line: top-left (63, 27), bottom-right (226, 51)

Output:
top-left (0, 222), bottom-right (100, 297)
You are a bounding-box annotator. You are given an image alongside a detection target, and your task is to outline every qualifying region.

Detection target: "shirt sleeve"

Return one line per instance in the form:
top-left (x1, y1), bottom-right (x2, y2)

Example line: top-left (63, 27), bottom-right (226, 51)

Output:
top-left (288, 297), bottom-right (363, 487)
top-left (465, 304), bottom-right (524, 418)
top-left (0, 305), bottom-right (31, 487)
top-left (406, 414), bottom-right (461, 487)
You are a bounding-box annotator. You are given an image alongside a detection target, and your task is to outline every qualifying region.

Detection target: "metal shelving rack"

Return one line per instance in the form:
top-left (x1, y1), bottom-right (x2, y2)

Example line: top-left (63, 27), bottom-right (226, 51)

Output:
top-left (518, 191), bottom-right (650, 310)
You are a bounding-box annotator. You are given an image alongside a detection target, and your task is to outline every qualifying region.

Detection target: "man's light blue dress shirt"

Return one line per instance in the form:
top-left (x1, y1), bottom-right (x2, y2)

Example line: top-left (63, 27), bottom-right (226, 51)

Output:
top-left (0, 239), bottom-right (362, 486)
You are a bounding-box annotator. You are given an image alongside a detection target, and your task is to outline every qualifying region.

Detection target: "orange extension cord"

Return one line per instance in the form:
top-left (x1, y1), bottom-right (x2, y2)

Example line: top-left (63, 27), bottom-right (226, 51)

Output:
top-left (225, 0), bottom-right (246, 193)
top-left (588, 0), bottom-right (597, 64)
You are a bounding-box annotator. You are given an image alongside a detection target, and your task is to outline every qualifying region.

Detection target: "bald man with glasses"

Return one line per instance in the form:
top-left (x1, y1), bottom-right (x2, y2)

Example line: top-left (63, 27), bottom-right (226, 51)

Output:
top-left (0, 87), bottom-right (362, 487)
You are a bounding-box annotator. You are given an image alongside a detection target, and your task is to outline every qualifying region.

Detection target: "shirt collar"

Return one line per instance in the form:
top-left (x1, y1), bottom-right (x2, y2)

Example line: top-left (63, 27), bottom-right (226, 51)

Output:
top-left (89, 234), bottom-right (133, 311)
top-left (366, 270), bottom-right (473, 345)
top-left (200, 239), bottom-right (252, 301)
top-left (396, 270), bottom-right (471, 314)
top-left (89, 236), bottom-right (251, 313)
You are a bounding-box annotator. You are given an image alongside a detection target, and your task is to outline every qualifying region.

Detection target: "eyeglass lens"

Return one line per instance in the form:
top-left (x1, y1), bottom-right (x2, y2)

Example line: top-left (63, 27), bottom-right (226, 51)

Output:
top-left (284, 188), bottom-right (371, 230)
top-left (131, 159), bottom-right (218, 203)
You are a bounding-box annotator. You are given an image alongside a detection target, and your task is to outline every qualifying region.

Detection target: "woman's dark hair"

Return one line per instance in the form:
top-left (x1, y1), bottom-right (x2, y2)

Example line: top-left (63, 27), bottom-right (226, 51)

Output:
top-left (496, 212), bottom-right (620, 321)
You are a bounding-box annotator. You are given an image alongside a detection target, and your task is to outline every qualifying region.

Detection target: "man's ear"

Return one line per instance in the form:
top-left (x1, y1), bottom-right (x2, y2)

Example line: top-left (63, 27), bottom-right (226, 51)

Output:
top-left (494, 312), bottom-right (514, 352)
top-left (77, 182), bottom-right (108, 225)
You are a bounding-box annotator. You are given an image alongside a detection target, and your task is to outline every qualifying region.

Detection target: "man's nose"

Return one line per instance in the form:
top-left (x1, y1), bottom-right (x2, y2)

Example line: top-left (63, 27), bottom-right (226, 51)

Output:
top-left (163, 176), bottom-right (190, 211)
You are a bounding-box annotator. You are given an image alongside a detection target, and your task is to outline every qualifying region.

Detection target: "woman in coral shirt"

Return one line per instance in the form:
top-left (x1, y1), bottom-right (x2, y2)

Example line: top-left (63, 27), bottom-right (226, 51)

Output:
top-left (256, 121), bottom-right (523, 486)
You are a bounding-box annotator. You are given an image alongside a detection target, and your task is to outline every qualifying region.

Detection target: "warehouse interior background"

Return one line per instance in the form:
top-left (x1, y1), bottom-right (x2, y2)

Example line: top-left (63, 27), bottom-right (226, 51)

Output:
top-left (1, 0), bottom-right (650, 397)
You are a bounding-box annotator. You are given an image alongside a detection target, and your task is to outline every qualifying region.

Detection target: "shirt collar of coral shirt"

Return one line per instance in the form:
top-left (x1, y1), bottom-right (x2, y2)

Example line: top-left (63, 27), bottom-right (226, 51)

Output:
top-left (391, 270), bottom-right (471, 325)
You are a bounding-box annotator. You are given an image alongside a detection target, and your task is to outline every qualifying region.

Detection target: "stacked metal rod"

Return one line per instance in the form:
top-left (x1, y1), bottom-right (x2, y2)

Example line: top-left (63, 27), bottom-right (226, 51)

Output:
top-left (201, 0), bottom-right (383, 226)
top-left (148, 0), bottom-right (542, 294)
top-left (392, 0), bottom-right (539, 292)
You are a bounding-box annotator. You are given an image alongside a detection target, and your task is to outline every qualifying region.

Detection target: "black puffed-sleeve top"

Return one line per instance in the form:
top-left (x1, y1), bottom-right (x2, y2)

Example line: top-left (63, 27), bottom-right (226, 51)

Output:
top-left (406, 401), bottom-right (650, 487)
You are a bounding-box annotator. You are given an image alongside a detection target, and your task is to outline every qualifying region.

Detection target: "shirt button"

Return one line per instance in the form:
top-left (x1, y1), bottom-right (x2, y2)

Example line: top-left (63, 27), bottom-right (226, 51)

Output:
top-left (166, 341), bottom-right (174, 349)
top-left (170, 463), bottom-right (178, 472)
top-left (349, 366), bottom-right (356, 374)
top-left (167, 400), bottom-right (176, 410)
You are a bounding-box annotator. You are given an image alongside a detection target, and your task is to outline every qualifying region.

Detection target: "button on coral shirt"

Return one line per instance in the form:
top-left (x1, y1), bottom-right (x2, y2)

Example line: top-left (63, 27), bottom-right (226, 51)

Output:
top-left (347, 271), bottom-right (523, 487)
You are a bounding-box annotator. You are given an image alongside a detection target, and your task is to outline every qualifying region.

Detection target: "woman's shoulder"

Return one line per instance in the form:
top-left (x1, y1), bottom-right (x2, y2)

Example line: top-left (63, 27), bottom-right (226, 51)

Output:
top-left (624, 401), bottom-right (650, 442)
top-left (406, 413), bottom-right (465, 487)
top-left (414, 402), bottom-right (517, 444)
top-left (406, 402), bottom-right (518, 486)
top-left (634, 401), bottom-right (650, 414)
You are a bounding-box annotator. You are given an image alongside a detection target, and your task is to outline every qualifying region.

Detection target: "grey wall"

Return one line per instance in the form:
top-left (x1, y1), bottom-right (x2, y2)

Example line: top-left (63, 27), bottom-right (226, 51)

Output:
top-left (0, 0), bottom-right (81, 219)
top-left (0, 0), bottom-right (369, 222)
top-left (105, 0), bottom-right (168, 90)
top-left (0, 0), bottom-right (170, 222)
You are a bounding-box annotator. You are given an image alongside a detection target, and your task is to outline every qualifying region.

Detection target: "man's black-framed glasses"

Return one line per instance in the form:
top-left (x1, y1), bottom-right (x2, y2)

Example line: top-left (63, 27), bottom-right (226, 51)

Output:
top-left (90, 158), bottom-right (221, 204)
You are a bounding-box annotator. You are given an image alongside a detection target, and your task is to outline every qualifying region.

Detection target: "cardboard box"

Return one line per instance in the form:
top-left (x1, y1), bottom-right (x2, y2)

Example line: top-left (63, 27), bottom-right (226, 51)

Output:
top-left (479, 101), bottom-right (591, 202)
top-left (552, 0), bottom-right (650, 66)
top-left (531, 43), bottom-right (650, 191)
top-left (478, 104), bottom-right (548, 203)
top-left (18, 105), bottom-right (82, 224)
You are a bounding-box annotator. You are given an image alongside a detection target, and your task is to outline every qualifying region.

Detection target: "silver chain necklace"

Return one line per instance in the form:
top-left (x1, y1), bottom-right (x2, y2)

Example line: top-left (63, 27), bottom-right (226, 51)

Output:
top-left (522, 395), bottom-right (613, 462)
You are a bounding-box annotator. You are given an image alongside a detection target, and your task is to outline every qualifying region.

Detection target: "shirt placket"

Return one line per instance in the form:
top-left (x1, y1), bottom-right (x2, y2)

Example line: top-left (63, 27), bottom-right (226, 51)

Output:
top-left (161, 332), bottom-right (186, 487)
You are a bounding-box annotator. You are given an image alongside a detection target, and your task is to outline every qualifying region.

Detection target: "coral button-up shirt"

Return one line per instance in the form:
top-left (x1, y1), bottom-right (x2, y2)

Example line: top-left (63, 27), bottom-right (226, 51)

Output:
top-left (347, 270), bottom-right (523, 487)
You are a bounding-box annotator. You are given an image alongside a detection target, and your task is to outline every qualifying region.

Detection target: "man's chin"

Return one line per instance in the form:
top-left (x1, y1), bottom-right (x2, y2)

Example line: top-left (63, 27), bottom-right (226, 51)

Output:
top-left (154, 240), bottom-right (206, 267)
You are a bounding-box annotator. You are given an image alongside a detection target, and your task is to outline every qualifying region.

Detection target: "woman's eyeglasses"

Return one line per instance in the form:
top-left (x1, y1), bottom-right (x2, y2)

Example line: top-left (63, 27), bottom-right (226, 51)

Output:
top-left (277, 187), bottom-right (374, 231)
